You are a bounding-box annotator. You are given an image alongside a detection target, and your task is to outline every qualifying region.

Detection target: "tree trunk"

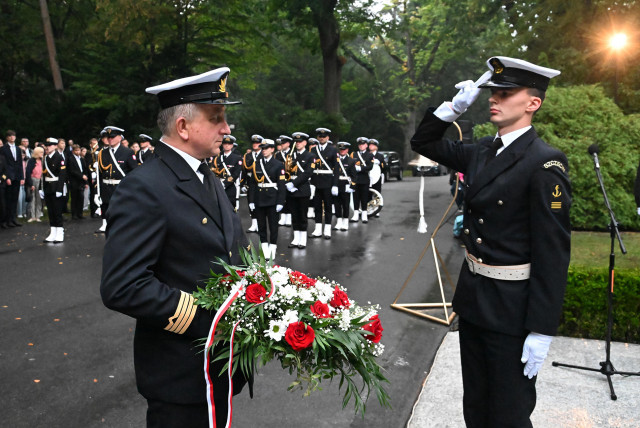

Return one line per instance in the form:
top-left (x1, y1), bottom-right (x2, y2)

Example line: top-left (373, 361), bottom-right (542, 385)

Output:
top-left (402, 108), bottom-right (418, 164)
top-left (315, 5), bottom-right (342, 114)
top-left (39, 0), bottom-right (64, 91)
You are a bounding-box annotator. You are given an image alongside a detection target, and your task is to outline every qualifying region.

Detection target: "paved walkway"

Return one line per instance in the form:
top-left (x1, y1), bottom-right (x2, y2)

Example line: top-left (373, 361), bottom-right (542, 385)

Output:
top-left (408, 332), bottom-right (640, 427)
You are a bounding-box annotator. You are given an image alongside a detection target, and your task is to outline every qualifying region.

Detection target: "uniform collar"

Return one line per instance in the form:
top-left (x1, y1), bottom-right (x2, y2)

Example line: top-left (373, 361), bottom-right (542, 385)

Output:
top-left (495, 126), bottom-right (531, 154)
top-left (160, 140), bottom-right (202, 178)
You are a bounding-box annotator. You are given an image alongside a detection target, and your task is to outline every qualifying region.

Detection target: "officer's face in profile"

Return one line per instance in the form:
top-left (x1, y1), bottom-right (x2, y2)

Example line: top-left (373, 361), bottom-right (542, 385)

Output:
top-left (186, 104), bottom-right (229, 159)
top-left (488, 87), bottom-right (541, 131)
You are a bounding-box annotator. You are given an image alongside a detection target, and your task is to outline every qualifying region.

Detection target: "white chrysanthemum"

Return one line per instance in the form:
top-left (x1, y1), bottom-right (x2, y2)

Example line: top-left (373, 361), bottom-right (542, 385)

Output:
top-left (338, 309), bottom-right (351, 331)
top-left (269, 269), bottom-right (290, 288)
top-left (298, 288), bottom-right (314, 303)
top-left (264, 319), bottom-right (287, 342)
top-left (278, 284), bottom-right (297, 300)
top-left (314, 281), bottom-right (334, 304)
top-left (281, 309), bottom-right (299, 325)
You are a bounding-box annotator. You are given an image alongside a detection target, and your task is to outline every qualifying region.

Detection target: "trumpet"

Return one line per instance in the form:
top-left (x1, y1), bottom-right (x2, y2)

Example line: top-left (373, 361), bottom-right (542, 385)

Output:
top-left (284, 153), bottom-right (296, 180)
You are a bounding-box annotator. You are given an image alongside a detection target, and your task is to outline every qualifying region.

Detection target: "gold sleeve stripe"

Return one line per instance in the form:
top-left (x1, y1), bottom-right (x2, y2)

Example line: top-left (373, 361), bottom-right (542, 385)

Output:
top-left (164, 291), bottom-right (197, 334)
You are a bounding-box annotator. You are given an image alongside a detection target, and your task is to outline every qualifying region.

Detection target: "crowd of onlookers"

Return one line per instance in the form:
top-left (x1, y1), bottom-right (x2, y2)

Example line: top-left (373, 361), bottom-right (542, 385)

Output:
top-left (0, 130), bottom-right (144, 229)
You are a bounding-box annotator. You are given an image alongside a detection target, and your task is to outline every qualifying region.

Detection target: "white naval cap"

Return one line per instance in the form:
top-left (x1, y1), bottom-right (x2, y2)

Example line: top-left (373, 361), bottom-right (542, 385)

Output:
top-left (45, 137), bottom-right (59, 146)
top-left (479, 56), bottom-right (560, 91)
top-left (145, 67), bottom-right (240, 109)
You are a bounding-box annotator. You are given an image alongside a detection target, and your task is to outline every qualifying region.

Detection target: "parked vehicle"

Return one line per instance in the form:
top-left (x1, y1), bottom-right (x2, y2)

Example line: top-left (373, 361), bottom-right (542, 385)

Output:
top-left (379, 150), bottom-right (404, 181)
top-left (409, 155), bottom-right (448, 176)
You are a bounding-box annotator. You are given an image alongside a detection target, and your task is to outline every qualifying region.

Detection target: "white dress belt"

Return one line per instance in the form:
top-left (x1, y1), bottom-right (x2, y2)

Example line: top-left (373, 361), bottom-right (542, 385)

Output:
top-left (103, 179), bottom-right (121, 185)
top-left (465, 251), bottom-right (531, 281)
top-left (258, 183), bottom-right (277, 188)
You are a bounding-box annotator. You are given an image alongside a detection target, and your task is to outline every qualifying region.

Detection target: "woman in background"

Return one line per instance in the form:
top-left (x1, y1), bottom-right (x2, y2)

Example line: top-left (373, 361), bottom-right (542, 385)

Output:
top-left (25, 146), bottom-right (45, 222)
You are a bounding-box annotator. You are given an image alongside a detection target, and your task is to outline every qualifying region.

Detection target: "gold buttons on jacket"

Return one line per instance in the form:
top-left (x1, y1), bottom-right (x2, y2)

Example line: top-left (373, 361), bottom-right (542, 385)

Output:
top-left (229, 251), bottom-right (232, 258)
top-left (202, 217), bottom-right (208, 224)
top-left (476, 238), bottom-right (483, 244)
top-left (497, 200), bottom-right (504, 206)
top-left (464, 229), bottom-right (470, 235)
top-left (478, 219), bottom-right (484, 224)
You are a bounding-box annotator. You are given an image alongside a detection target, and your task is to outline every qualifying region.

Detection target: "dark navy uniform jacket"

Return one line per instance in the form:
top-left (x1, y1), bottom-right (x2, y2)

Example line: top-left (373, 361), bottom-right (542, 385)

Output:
top-left (42, 152), bottom-right (67, 195)
top-left (136, 148), bottom-right (157, 165)
top-left (411, 109), bottom-right (571, 337)
top-left (101, 142), bottom-right (249, 404)
top-left (350, 150), bottom-right (374, 185)
top-left (251, 157), bottom-right (286, 207)
top-left (311, 144), bottom-right (338, 188)
top-left (335, 154), bottom-right (357, 193)
top-left (288, 149), bottom-right (315, 198)
top-left (213, 151), bottom-right (243, 191)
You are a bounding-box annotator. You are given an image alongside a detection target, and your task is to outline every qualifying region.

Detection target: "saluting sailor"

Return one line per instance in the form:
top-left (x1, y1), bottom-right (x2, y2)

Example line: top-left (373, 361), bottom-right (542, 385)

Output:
top-left (42, 137), bottom-right (67, 243)
top-left (136, 134), bottom-right (156, 164)
top-left (286, 132), bottom-right (315, 249)
top-left (242, 134), bottom-right (263, 233)
top-left (249, 139), bottom-right (286, 260)
top-left (410, 56), bottom-right (571, 428)
top-left (350, 137), bottom-right (374, 223)
top-left (275, 135), bottom-right (293, 227)
top-left (333, 141), bottom-right (357, 231)
top-left (310, 127), bottom-right (338, 239)
top-left (213, 135), bottom-right (243, 209)
top-left (94, 126), bottom-right (137, 233)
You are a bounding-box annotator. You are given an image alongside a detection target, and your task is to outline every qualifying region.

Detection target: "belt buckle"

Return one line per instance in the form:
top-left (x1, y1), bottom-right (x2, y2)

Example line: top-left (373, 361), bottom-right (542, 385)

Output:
top-left (467, 254), bottom-right (476, 275)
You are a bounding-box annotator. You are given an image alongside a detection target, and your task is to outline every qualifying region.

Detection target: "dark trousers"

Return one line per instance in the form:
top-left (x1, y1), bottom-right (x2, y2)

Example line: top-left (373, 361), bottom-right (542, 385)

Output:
top-left (353, 183), bottom-right (369, 211)
top-left (89, 179), bottom-right (98, 215)
top-left (147, 399), bottom-right (228, 428)
top-left (224, 186), bottom-right (237, 211)
top-left (100, 183), bottom-right (116, 219)
top-left (70, 184), bottom-right (85, 218)
top-left (44, 193), bottom-right (64, 227)
top-left (256, 205), bottom-right (278, 244)
top-left (371, 179), bottom-right (382, 194)
top-left (313, 187), bottom-right (333, 224)
top-left (334, 191), bottom-right (350, 218)
top-left (3, 182), bottom-right (20, 223)
top-left (289, 196), bottom-right (309, 231)
top-left (459, 317), bottom-right (536, 428)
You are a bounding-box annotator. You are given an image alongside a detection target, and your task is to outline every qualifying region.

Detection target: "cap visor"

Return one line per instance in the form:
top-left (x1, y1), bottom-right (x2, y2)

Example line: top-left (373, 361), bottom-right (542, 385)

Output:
top-left (194, 99), bottom-right (242, 106)
top-left (478, 81), bottom-right (522, 89)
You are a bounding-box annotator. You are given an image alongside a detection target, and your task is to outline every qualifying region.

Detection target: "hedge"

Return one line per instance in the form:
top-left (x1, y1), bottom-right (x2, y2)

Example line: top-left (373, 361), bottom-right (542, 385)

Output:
top-left (558, 266), bottom-right (640, 344)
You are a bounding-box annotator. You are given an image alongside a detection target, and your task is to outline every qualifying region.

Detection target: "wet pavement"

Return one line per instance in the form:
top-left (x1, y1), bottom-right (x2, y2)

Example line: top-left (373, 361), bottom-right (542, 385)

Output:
top-left (1, 175), bottom-right (463, 427)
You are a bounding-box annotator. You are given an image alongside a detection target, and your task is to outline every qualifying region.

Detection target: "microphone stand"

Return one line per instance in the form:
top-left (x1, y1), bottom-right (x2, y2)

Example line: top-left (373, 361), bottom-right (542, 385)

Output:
top-left (552, 152), bottom-right (638, 400)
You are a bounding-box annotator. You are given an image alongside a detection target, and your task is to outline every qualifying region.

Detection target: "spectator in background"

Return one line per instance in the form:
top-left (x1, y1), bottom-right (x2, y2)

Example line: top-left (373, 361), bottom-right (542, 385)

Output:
top-left (17, 146), bottom-right (28, 218)
top-left (68, 144), bottom-right (89, 220)
top-left (26, 146), bottom-right (45, 222)
top-left (0, 130), bottom-right (24, 228)
top-left (20, 137), bottom-right (32, 159)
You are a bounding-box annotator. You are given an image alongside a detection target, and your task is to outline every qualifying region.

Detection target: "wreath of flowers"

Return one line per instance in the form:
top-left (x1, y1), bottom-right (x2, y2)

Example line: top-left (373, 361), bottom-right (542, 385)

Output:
top-left (193, 248), bottom-right (390, 415)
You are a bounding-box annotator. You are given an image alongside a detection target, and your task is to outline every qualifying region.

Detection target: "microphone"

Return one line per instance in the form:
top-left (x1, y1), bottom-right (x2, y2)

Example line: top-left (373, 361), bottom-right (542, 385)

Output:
top-left (588, 144), bottom-right (600, 169)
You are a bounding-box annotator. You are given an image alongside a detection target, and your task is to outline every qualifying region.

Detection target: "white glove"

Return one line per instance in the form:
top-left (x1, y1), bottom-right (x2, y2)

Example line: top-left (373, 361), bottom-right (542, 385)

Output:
top-left (91, 171), bottom-right (97, 179)
top-left (521, 332), bottom-right (553, 379)
top-left (39, 190), bottom-right (45, 199)
top-left (346, 187), bottom-right (355, 193)
top-left (309, 185), bottom-right (316, 199)
top-left (287, 186), bottom-right (298, 193)
top-left (331, 186), bottom-right (338, 196)
top-left (276, 204), bottom-right (283, 212)
top-left (373, 159), bottom-right (380, 165)
top-left (637, 207), bottom-right (640, 215)
top-left (249, 203), bottom-right (255, 211)
top-left (434, 71), bottom-right (492, 122)
top-left (55, 191), bottom-right (62, 198)
top-left (94, 195), bottom-right (102, 206)
top-left (355, 165), bottom-right (362, 172)
top-left (286, 182), bottom-right (295, 191)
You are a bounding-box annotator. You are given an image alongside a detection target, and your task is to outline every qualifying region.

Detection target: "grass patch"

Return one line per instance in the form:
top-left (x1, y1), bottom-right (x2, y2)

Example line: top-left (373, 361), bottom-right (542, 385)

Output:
top-left (571, 231), bottom-right (639, 270)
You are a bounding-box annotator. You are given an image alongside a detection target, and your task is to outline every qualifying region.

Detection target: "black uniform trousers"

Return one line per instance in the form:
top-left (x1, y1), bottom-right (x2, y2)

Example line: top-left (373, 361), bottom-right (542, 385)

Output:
top-left (223, 185), bottom-right (237, 209)
top-left (333, 187), bottom-right (350, 218)
top-left (89, 178), bottom-right (98, 216)
top-left (70, 184), bottom-right (85, 218)
top-left (289, 196), bottom-right (309, 231)
top-left (146, 398), bottom-right (228, 428)
top-left (352, 183), bottom-right (369, 211)
top-left (313, 186), bottom-right (333, 224)
top-left (3, 182), bottom-right (20, 223)
top-left (459, 317), bottom-right (536, 428)
top-left (100, 183), bottom-right (117, 220)
top-left (44, 193), bottom-right (65, 227)
top-left (255, 205), bottom-right (278, 244)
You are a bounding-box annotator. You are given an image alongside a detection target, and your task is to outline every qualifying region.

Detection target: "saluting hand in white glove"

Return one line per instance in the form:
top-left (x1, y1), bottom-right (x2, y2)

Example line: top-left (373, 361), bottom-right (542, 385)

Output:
top-left (521, 332), bottom-right (553, 379)
top-left (434, 70), bottom-right (492, 122)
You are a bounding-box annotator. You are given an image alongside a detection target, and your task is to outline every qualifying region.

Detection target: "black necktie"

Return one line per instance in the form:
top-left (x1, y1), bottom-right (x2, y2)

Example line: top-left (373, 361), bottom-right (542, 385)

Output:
top-left (198, 162), bottom-right (221, 219)
top-left (485, 138), bottom-right (503, 164)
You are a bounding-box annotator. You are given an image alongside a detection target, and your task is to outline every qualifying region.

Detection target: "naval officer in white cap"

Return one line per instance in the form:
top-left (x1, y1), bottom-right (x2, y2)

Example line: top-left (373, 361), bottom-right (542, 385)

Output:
top-left (101, 67), bottom-right (251, 428)
top-left (411, 56), bottom-right (571, 427)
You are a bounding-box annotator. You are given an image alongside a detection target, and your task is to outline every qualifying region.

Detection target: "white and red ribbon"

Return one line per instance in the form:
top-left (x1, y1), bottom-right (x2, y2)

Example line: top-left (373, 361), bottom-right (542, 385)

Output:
top-left (204, 271), bottom-right (276, 428)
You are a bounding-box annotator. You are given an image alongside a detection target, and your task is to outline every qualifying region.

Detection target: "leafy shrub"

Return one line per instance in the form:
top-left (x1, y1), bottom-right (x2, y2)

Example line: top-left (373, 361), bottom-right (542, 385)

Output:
top-left (558, 266), bottom-right (640, 343)
top-left (474, 85), bottom-right (640, 231)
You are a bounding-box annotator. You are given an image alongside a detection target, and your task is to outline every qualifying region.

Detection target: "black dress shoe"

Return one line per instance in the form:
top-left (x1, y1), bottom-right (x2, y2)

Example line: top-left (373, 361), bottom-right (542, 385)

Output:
top-left (297, 245), bottom-right (306, 249)
top-left (7, 222), bottom-right (16, 227)
top-left (0, 223), bottom-right (8, 229)
top-left (91, 213), bottom-right (100, 218)
top-left (12, 221), bottom-right (22, 227)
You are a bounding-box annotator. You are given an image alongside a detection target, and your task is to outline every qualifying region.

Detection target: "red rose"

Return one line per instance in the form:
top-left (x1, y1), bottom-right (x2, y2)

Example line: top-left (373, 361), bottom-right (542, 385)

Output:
top-left (330, 286), bottom-right (351, 309)
top-left (236, 271), bottom-right (246, 277)
top-left (362, 315), bottom-right (383, 343)
top-left (245, 283), bottom-right (266, 303)
top-left (310, 301), bottom-right (332, 318)
top-left (290, 271), bottom-right (317, 288)
top-left (284, 322), bottom-right (315, 351)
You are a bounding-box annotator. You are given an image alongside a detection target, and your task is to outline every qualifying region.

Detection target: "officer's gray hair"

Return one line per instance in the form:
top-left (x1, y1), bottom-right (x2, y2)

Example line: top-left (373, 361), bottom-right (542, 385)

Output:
top-left (156, 103), bottom-right (199, 136)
